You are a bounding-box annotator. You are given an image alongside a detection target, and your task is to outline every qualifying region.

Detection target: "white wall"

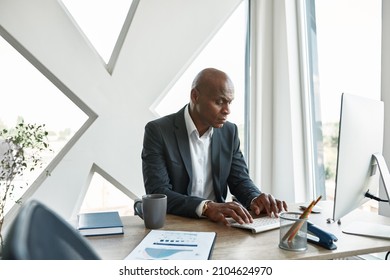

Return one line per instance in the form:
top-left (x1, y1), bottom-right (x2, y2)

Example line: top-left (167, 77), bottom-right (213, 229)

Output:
top-left (0, 0), bottom-right (242, 219)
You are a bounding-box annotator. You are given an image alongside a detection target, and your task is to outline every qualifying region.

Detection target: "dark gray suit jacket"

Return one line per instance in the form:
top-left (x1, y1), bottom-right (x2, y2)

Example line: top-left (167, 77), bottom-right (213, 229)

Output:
top-left (141, 105), bottom-right (261, 218)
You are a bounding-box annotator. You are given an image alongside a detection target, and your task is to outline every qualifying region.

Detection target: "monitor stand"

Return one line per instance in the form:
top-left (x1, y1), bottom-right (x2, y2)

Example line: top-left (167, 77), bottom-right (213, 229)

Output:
top-left (372, 153), bottom-right (390, 202)
top-left (342, 153), bottom-right (390, 239)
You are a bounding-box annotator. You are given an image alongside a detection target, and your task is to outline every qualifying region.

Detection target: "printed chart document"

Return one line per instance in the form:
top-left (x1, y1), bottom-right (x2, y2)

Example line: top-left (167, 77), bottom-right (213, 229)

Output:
top-left (125, 230), bottom-right (216, 260)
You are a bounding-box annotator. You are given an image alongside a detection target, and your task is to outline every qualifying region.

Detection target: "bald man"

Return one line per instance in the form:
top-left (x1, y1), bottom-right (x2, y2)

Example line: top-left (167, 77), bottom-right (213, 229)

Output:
top-left (141, 68), bottom-right (287, 225)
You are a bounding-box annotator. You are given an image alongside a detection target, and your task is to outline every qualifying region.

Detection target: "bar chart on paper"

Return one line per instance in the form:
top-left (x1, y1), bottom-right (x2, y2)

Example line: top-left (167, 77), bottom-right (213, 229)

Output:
top-left (125, 230), bottom-right (216, 260)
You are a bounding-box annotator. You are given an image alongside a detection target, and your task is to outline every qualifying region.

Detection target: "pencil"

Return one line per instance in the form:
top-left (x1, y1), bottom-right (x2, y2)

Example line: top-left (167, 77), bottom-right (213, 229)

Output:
top-left (299, 195), bottom-right (322, 219)
top-left (282, 196), bottom-right (322, 244)
top-left (286, 195), bottom-right (322, 243)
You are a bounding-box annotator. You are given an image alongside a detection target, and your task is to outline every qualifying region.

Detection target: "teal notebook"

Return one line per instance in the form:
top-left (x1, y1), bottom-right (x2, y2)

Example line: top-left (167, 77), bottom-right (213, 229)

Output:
top-left (77, 211), bottom-right (124, 236)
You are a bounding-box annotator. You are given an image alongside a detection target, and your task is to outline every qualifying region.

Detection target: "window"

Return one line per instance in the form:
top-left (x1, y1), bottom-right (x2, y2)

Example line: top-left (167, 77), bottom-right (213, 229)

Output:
top-left (80, 172), bottom-right (134, 216)
top-left (305, 0), bottom-right (382, 207)
top-left (61, 0), bottom-right (133, 64)
top-left (0, 36), bottom-right (88, 214)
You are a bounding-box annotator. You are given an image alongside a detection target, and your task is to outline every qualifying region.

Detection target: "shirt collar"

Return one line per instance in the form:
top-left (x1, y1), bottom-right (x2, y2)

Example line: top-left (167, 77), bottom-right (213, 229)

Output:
top-left (184, 104), bottom-right (213, 139)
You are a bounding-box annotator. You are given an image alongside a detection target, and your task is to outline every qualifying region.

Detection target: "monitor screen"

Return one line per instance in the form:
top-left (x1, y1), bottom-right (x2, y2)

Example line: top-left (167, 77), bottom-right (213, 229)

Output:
top-left (332, 93), bottom-right (384, 222)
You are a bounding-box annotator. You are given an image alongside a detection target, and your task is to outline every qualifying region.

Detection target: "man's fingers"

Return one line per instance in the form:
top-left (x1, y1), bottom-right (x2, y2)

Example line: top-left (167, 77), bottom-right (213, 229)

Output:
top-left (259, 194), bottom-right (271, 215)
top-left (206, 202), bottom-right (253, 225)
top-left (252, 194), bottom-right (287, 217)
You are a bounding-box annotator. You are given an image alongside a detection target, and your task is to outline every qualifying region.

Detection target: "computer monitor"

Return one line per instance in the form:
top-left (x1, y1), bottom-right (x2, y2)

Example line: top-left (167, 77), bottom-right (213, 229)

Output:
top-left (332, 93), bottom-right (390, 239)
top-left (333, 93), bottom-right (384, 222)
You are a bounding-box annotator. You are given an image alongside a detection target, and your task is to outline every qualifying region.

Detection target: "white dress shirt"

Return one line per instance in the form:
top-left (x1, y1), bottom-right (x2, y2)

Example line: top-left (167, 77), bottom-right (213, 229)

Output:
top-left (184, 105), bottom-right (216, 216)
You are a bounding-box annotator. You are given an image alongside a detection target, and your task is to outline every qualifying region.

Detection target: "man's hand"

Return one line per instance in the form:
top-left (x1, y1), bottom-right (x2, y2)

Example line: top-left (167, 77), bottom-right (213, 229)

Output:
top-left (203, 201), bottom-right (253, 226)
top-left (250, 193), bottom-right (288, 217)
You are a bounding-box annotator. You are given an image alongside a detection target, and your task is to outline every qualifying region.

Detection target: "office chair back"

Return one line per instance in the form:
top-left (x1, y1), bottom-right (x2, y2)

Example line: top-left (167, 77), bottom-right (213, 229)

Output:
top-left (2, 200), bottom-right (100, 260)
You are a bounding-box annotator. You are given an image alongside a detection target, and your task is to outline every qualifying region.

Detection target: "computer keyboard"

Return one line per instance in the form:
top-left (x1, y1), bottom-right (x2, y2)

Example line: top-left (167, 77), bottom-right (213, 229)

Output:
top-left (229, 216), bottom-right (280, 233)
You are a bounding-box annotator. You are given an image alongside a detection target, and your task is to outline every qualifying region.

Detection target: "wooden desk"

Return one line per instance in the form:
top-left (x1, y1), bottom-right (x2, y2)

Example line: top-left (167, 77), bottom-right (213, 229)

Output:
top-left (86, 201), bottom-right (390, 260)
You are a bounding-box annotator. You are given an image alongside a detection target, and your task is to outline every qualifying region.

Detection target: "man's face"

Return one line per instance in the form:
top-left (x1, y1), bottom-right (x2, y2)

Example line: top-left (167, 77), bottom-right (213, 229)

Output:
top-left (191, 80), bottom-right (234, 131)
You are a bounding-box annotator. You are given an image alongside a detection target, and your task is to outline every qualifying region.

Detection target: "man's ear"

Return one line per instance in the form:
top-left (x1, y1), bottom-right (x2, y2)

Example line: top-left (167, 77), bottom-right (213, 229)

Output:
top-left (190, 88), bottom-right (199, 103)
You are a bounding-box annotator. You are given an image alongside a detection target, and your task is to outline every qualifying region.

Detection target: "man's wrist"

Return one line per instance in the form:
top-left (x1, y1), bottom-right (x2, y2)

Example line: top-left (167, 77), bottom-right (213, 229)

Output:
top-left (196, 200), bottom-right (211, 217)
top-left (202, 200), bottom-right (212, 216)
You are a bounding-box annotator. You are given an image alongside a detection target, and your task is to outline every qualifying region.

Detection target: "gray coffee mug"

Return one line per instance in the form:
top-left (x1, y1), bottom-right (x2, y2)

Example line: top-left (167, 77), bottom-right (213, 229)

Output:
top-left (134, 194), bottom-right (167, 229)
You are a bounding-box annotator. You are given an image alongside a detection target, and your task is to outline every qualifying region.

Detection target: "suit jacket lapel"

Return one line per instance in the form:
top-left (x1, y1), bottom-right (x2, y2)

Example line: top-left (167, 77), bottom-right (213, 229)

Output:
top-left (174, 106), bottom-right (193, 185)
top-left (211, 129), bottom-right (222, 200)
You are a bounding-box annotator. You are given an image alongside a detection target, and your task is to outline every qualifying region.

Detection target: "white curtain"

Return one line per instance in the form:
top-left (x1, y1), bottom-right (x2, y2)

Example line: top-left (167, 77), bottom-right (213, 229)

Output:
top-left (248, 0), bottom-right (310, 203)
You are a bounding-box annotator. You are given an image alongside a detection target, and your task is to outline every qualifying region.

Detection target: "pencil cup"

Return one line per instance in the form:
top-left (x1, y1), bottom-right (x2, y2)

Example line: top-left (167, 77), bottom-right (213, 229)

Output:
top-left (134, 194), bottom-right (167, 229)
top-left (279, 212), bottom-right (308, 251)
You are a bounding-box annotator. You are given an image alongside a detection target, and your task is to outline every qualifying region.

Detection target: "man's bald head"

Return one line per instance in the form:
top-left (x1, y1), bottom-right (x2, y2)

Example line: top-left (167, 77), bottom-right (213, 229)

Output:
top-left (191, 68), bottom-right (234, 94)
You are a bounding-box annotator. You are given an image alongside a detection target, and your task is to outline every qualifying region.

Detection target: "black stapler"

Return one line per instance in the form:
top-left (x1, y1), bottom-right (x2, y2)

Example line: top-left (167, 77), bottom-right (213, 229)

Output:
top-left (307, 221), bottom-right (338, 250)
